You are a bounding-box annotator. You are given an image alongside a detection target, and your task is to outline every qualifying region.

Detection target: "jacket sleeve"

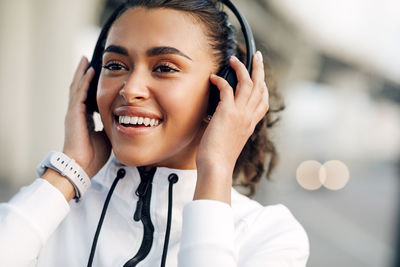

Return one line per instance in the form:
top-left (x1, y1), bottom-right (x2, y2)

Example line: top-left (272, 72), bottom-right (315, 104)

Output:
top-left (178, 200), bottom-right (309, 267)
top-left (0, 178), bottom-right (70, 267)
top-left (178, 200), bottom-right (236, 267)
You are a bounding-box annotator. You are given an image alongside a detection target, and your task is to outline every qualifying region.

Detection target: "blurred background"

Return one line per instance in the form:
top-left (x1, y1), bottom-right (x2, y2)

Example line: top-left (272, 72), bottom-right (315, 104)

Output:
top-left (0, 0), bottom-right (399, 266)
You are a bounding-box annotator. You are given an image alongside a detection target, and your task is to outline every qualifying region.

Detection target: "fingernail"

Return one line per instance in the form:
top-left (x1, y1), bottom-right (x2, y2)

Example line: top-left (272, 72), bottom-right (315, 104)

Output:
top-left (256, 51), bottom-right (263, 62)
top-left (230, 55), bottom-right (239, 62)
top-left (210, 73), bottom-right (217, 78)
top-left (86, 66), bottom-right (93, 74)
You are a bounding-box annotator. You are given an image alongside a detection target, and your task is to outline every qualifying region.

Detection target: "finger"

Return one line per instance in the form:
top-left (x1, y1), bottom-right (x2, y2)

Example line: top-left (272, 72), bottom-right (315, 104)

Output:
top-left (70, 56), bottom-right (89, 93)
top-left (250, 51), bottom-right (265, 99)
top-left (247, 82), bottom-right (267, 113)
top-left (229, 56), bottom-right (253, 107)
top-left (68, 67), bottom-right (94, 111)
top-left (76, 67), bottom-right (95, 103)
top-left (247, 52), bottom-right (266, 108)
top-left (209, 74), bottom-right (235, 106)
top-left (253, 83), bottom-right (270, 121)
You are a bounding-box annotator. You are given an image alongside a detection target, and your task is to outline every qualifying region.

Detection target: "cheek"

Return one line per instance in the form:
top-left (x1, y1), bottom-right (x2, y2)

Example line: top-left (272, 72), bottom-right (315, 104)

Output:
top-left (159, 78), bottom-right (209, 122)
top-left (97, 78), bottom-right (118, 124)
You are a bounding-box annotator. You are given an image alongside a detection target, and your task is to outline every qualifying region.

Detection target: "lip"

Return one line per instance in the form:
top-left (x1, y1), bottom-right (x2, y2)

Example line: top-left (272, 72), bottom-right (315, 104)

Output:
top-left (115, 121), bottom-right (160, 136)
top-left (113, 106), bottom-right (163, 136)
top-left (114, 106), bottom-right (163, 120)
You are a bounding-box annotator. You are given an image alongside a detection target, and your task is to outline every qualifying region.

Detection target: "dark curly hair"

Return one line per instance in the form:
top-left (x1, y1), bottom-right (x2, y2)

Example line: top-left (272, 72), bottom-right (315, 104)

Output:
top-left (88, 0), bottom-right (284, 196)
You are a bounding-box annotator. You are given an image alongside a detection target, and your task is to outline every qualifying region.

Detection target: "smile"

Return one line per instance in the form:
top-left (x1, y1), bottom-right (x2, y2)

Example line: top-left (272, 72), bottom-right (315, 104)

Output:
top-left (118, 115), bottom-right (161, 127)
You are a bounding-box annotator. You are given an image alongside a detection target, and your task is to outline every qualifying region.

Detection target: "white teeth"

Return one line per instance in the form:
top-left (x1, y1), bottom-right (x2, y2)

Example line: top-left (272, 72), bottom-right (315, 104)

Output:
top-left (130, 116), bottom-right (138, 124)
top-left (118, 115), bottom-right (160, 127)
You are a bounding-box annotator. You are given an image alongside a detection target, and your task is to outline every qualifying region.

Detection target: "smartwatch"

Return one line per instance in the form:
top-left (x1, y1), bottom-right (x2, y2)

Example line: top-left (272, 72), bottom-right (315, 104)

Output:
top-left (36, 151), bottom-right (91, 200)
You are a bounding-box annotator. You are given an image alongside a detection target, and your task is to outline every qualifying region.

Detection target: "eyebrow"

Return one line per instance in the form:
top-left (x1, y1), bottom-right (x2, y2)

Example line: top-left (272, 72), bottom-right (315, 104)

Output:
top-left (103, 45), bottom-right (128, 56)
top-left (103, 45), bottom-right (192, 60)
top-left (147, 46), bottom-right (192, 61)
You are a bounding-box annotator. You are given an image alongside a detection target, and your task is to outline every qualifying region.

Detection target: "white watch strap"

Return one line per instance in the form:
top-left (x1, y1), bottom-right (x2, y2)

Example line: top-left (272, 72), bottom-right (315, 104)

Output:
top-left (37, 151), bottom-right (91, 200)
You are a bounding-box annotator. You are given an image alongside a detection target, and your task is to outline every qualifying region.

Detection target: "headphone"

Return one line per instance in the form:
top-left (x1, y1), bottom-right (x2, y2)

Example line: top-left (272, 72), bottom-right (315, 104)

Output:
top-left (85, 0), bottom-right (256, 116)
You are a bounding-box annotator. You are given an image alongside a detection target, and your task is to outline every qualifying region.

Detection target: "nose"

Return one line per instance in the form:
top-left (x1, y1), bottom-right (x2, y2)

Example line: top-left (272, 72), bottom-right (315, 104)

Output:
top-left (119, 70), bottom-right (150, 103)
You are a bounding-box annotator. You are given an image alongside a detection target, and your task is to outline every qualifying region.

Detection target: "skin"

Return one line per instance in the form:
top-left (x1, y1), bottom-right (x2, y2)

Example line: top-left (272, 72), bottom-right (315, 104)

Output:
top-left (43, 7), bottom-right (269, 205)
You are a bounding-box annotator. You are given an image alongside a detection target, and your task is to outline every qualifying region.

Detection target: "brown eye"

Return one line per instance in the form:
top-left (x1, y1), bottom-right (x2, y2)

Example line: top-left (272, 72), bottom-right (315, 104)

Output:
top-left (102, 61), bottom-right (128, 71)
top-left (153, 64), bottom-right (179, 73)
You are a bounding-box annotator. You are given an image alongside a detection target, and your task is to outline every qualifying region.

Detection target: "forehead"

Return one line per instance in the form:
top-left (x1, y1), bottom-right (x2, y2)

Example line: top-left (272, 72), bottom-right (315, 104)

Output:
top-left (105, 7), bottom-right (211, 59)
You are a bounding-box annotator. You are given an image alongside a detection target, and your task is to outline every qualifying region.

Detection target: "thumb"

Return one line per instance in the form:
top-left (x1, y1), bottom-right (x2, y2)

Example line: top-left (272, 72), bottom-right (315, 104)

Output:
top-left (87, 130), bottom-right (112, 177)
top-left (210, 74), bottom-right (234, 104)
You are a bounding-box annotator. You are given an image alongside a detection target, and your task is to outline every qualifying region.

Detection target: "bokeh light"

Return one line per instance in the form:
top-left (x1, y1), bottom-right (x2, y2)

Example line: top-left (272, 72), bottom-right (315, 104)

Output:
top-left (296, 160), bottom-right (323, 190)
top-left (296, 160), bottom-right (350, 190)
top-left (321, 160), bottom-right (350, 190)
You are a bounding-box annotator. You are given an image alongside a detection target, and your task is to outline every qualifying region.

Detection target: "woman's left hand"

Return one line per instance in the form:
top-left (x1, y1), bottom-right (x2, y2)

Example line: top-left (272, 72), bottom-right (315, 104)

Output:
top-left (194, 51), bottom-right (269, 204)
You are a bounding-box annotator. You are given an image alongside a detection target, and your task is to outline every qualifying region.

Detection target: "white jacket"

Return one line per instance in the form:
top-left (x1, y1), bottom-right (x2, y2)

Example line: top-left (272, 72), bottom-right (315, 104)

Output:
top-left (0, 157), bottom-right (309, 267)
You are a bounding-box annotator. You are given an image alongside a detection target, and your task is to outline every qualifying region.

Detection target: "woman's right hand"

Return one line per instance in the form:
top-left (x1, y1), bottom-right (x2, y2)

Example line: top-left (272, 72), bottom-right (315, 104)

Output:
top-left (62, 56), bottom-right (111, 178)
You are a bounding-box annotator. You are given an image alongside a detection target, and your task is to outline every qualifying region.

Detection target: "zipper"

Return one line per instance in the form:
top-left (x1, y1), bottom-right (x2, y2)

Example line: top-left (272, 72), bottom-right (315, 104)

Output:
top-left (123, 167), bottom-right (156, 267)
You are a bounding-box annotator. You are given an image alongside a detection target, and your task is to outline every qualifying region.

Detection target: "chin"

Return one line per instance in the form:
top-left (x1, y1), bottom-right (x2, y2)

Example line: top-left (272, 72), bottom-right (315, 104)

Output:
top-left (114, 152), bottom-right (148, 167)
top-left (112, 148), bottom-right (161, 168)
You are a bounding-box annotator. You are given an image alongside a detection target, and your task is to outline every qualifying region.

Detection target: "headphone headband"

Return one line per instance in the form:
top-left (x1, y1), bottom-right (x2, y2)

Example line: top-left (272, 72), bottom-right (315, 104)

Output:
top-left (221, 0), bottom-right (256, 73)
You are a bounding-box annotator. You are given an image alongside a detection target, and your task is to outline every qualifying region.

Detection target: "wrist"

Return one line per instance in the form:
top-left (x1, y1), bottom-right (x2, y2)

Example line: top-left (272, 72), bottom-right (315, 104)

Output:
top-left (36, 151), bottom-right (91, 201)
top-left (194, 164), bottom-right (233, 205)
top-left (42, 169), bottom-right (75, 202)
top-left (196, 159), bottom-right (234, 180)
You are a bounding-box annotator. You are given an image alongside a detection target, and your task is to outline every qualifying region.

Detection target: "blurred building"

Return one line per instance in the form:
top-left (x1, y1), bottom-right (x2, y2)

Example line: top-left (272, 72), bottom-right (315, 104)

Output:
top-left (0, 0), bottom-right (101, 187)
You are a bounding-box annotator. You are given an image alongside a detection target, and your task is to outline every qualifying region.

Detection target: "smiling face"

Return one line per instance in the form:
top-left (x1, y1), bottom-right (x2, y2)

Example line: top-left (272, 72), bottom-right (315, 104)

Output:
top-left (97, 7), bottom-right (217, 169)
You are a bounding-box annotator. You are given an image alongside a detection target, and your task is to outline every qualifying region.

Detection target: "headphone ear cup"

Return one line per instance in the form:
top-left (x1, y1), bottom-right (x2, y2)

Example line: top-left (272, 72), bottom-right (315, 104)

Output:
top-left (207, 65), bottom-right (238, 115)
top-left (223, 66), bottom-right (238, 90)
top-left (85, 59), bottom-right (102, 113)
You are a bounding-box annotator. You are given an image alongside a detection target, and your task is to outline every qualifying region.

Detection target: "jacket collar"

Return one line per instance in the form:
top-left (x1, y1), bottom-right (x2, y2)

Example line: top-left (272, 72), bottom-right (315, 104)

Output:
top-left (92, 156), bottom-right (198, 231)
top-left (93, 156), bottom-right (198, 189)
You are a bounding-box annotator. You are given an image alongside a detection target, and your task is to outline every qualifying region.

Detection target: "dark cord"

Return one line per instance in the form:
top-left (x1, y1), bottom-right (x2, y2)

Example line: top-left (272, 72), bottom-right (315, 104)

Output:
top-left (160, 173), bottom-right (179, 267)
top-left (87, 168), bottom-right (126, 267)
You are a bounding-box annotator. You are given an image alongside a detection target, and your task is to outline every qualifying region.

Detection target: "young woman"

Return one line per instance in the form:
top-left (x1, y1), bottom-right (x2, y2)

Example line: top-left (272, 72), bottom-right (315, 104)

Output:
top-left (0, 0), bottom-right (309, 266)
